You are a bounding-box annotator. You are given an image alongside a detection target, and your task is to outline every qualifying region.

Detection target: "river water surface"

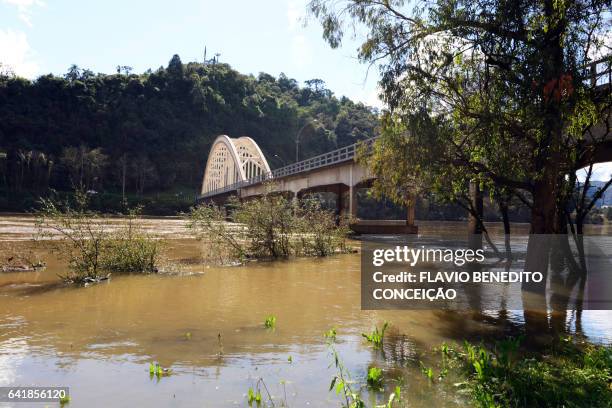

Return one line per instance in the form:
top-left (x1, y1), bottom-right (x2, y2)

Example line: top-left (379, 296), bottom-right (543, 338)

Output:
top-left (0, 216), bottom-right (610, 407)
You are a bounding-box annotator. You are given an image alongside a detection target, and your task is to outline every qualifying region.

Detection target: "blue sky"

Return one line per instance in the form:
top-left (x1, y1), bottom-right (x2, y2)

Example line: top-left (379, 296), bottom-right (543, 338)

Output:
top-left (0, 0), bottom-right (381, 107)
top-left (1, 0), bottom-right (610, 181)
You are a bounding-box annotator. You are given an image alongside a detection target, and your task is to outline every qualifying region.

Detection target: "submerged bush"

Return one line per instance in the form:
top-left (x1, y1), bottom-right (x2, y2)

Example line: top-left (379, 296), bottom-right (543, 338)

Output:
top-left (431, 337), bottom-right (612, 408)
top-left (99, 217), bottom-right (160, 273)
top-left (188, 186), bottom-right (350, 262)
top-left (295, 199), bottom-right (350, 257)
top-left (233, 194), bottom-right (294, 258)
top-left (36, 194), bottom-right (162, 283)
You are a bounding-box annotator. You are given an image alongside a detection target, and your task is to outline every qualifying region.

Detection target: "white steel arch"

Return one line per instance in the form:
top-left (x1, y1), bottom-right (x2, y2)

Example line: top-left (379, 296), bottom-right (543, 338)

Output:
top-left (201, 135), bottom-right (272, 195)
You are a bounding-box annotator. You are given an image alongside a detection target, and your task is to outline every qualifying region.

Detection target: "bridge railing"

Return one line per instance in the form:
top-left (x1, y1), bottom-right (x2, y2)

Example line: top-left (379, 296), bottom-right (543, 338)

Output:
top-left (584, 56), bottom-right (612, 87)
top-left (198, 137), bottom-right (377, 199)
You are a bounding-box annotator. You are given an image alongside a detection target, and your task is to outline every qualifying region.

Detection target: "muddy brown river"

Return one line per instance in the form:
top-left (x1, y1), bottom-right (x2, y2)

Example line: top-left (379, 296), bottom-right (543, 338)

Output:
top-left (0, 216), bottom-right (610, 407)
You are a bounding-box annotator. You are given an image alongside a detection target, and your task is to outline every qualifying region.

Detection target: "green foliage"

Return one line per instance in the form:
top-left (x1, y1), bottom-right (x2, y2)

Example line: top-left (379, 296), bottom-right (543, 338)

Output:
top-left (187, 189), bottom-right (350, 262)
top-left (264, 315), bottom-right (276, 329)
top-left (419, 362), bottom-right (435, 382)
top-left (35, 195), bottom-right (162, 283)
top-left (328, 344), bottom-right (366, 408)
top-left (362, 322), bottom-right (388, 349)
top-left (233, 193), bottom-right (294, 259)
top-left (295, 199), bottom-right (351, 256)
top-left (246, 378), bottom-right (281, 407)
top-left (434, 337), bottom-right (612, 408)
top-left (0, 56), bottom-right (378, 213)
top-left (324, 327), bottom-right (337, 343)
top-left (247, 387), bottom-right (262, 405)
top-left (311, 0), bottom-right (612, 234)
top-left (366, 366), bottom-right (383, 389)
top-left (149, 362), bottom-right (171, 379)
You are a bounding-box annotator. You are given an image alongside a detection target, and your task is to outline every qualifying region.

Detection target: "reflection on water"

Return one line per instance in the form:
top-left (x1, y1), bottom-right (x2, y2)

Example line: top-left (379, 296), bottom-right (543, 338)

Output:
top-left (0, 216), bottom-right (610, 407)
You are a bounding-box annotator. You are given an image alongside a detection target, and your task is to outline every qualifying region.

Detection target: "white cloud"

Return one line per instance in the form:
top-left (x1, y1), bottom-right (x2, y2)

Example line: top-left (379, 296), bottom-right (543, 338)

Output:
top-left (0, 29), bottom-right (39, 78)
top-left (2, 0), bottom-right (45, 27)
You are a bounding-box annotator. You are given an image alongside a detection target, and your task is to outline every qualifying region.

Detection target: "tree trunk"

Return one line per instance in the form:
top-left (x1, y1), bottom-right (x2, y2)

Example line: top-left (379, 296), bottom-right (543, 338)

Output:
top-left (499, 201), bottom-right (511, 258)
top-left (468, 180), bottom-right (483, 250)
top-left (122, 153), bottom-right (127, 202)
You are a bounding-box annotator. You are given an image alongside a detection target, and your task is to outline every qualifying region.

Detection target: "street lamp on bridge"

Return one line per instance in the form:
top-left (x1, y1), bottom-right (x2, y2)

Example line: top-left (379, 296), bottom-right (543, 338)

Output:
top-left (295, 119), bottom-right (318, 162)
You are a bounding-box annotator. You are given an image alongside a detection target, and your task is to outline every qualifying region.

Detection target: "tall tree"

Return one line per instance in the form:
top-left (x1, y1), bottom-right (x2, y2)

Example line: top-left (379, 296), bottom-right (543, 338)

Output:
top-left (310, 0), bottom-right (612, 328)
top-left (310, 0), bottom-right (612, 238)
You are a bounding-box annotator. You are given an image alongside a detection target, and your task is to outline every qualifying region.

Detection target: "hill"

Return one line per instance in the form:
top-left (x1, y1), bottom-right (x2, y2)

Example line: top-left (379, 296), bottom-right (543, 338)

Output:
top-left (0, 55), bottom-right (379, 212)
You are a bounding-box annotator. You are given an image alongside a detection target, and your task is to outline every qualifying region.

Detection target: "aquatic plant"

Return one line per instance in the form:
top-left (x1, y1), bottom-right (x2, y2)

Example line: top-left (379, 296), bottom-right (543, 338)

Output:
top-left (366, 366), bottom-right (383, 389)
top-left (246, 378), bottom-right (283, 407)
top-left (149, 362), bottom-right (171, 379)
top-left (362, 322), bottom-right (389, 349)
top-left (264, 315), bottom-right (276, 329)
top-left (328, 344), bottom-right (365, 408)
top-left (324, 327), bottom-right (337, 343)
top-left (419, 361), bottom-right (435, 382)
top-left (380, 386), bottom-right (401, 408)
top-left (247, 387), bottom-right (262, 405)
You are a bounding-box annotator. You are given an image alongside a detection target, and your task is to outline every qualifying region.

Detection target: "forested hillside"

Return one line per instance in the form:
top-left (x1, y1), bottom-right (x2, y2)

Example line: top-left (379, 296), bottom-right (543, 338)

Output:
top-left (0, 54), bottom-right (379, 212)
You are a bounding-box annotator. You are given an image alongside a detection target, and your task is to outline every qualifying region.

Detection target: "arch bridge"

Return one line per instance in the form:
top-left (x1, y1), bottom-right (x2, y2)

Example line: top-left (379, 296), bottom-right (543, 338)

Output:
top-left (198, 135), bottom-right (417, 234)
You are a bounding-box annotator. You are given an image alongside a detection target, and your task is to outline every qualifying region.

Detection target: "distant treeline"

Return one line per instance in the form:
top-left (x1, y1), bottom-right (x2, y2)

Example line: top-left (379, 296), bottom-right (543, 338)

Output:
top-left (0, 54), bottom-right (379, 211)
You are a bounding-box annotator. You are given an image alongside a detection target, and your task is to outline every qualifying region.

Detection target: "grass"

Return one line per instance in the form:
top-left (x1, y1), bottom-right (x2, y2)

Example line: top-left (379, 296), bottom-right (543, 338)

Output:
top-left (428, 337), bottom-right (612, 408)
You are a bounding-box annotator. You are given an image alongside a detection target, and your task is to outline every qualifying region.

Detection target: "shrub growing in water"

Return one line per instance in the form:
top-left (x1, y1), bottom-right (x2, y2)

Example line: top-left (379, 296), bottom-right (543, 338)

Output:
top-left (233, 193), bottom-right (294, 258)
top-left (36, 194), bottom-right (162, 283)
top-left (188, 185), bottom-right (350, 262)
top-left (295, 199), bottom-right (350, 257)
top-left (99, 211), bottom-right (160, 273)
